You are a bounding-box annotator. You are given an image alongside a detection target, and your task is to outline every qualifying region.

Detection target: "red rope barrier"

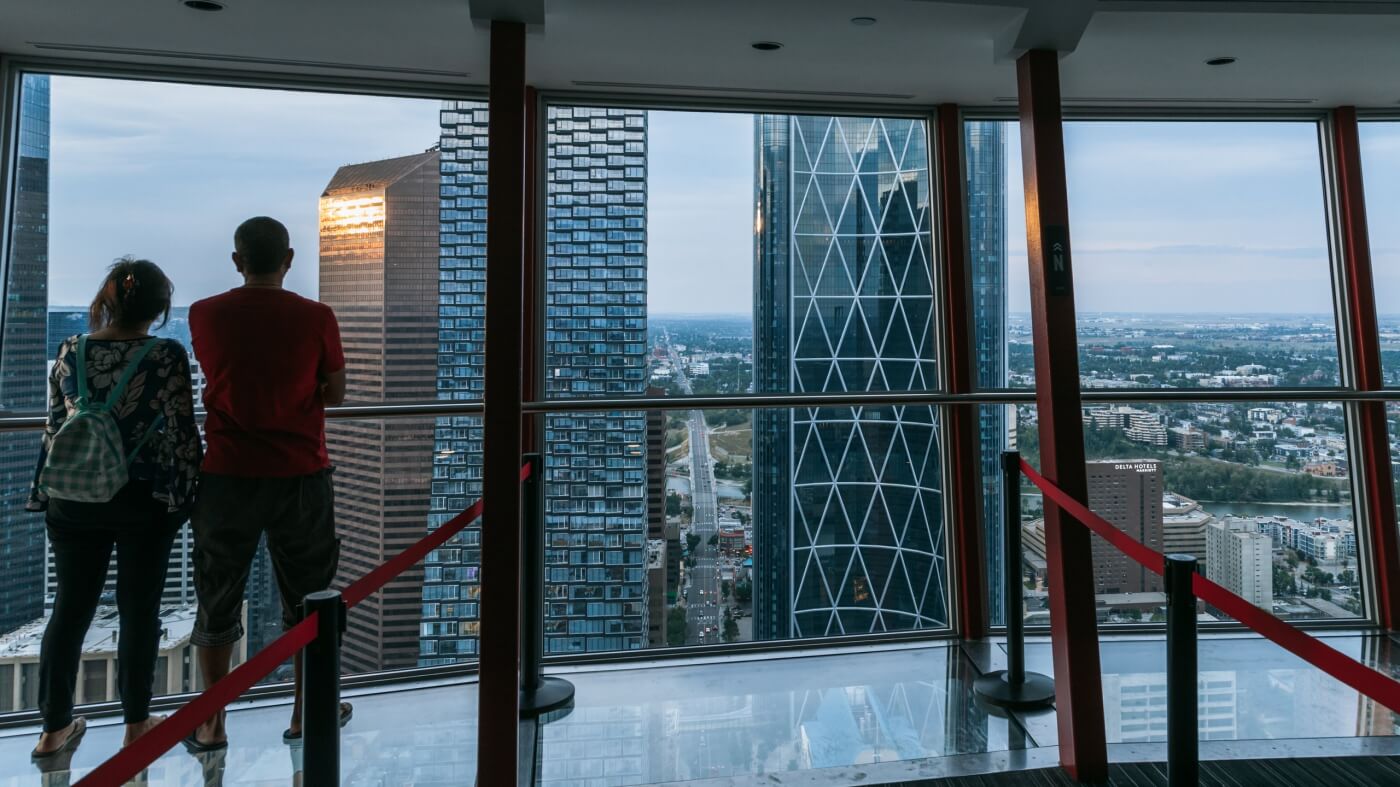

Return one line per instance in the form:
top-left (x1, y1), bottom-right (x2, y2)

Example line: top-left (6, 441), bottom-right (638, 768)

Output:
top-left (75, 616), bottom-right (317, 786)
top-left (1019, 457), bottom-right (1400, 714)
top-left (76, 460), bottom-right (534, 786)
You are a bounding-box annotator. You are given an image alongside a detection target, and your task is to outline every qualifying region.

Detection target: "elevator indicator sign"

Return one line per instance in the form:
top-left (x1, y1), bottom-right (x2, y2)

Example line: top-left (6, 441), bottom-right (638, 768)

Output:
top-left (1045, 225), bottom-right (1071, 296)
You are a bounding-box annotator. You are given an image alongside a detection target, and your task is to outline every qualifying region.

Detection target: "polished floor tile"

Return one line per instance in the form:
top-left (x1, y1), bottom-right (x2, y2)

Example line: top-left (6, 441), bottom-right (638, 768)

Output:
top-left (1005, 632), bottom-right (1400, 747)
top-left (535, 644), bottom-right (1030, 786)
top-left (0, 681), bottom-right (479, 786)
top-left (3, 633), bottom-right (1397, 786)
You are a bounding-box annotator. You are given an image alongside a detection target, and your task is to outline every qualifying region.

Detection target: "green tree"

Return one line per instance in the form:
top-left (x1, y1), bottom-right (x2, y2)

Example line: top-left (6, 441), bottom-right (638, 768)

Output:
top-left (722, 608), bottom-right (739, 643)
top-left (735, 579), bottom-right (752, 603)
top-left (686, 532), bottom-right (700, 554)
top-left (666, 607), bottom-right (688, 647)
top-left (708, 533), bottom-right (719, 547)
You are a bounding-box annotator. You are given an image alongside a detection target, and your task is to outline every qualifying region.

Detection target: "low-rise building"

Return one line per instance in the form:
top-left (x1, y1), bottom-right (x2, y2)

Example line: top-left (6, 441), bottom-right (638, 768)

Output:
top-left (0, 604), bottom-right (245, 713)
top-left (1205, 518), bottom-right (1273, 610)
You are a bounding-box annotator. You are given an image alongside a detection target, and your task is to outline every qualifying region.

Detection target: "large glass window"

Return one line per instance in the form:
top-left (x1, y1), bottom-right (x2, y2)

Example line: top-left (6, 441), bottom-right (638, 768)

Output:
top-left (0, 72), bottom-right (460, 711)
top-left (969, 118), bottom-right (1352, 627)
top-left (1010, 400), bottom-right (1362, 625)
top-left (971, 119), bottom-right (1341, 394)
top-left (514, 106), bottom-right (949, 656)
top-left (1358, 121), bottom-right (1400, 383)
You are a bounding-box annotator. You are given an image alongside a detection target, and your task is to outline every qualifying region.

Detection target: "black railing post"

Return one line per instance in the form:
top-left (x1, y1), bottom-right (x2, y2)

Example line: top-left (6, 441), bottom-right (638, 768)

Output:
top-left (302, 590), bottom-right (344, 783)
top-left (519, 452), bottom-right (575, 715)
top-left (1165, 554), bottom-right (1199, 787)
top-left (974, 451), bottom-right (1055, 710)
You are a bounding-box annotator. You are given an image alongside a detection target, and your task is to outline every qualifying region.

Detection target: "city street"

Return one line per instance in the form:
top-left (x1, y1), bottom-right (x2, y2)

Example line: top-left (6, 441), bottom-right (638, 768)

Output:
top-left (670, 339), bottom-right (723, 644)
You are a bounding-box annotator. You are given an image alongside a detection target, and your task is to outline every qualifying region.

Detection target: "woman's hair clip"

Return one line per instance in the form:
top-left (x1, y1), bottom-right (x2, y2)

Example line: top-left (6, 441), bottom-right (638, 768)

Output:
top-left (122, 272), bottom-right (138, 293)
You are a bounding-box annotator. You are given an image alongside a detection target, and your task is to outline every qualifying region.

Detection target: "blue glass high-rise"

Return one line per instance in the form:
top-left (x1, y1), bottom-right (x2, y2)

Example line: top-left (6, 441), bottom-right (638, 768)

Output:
top-left (422, 104), bottom-right (649, 660)
top-left (753, 115), bottom-right (948, 639)
top-left (965, 121), bottom-right (1011, 625)
top-left (0, 74), bottom-right (50, 635)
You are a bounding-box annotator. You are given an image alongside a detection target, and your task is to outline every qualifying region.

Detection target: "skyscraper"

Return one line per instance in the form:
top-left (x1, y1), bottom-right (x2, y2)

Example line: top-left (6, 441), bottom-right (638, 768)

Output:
top-left (422, 104), bottom-right (649, 660)
top-left (421, 101), bottom-right (489, 666)
top-left (0, 75), bottom-right (50, 634)
top-left (539, 106), bottom-right (649, 653)
top-left (753, 115), bottom-right (947, 639)
top-left (320, 150), bottom-right (440, 673)
top-left (1086, 460), bottom-right (1165, 595)
top-left (965, 121), bottom-right (1012, 625)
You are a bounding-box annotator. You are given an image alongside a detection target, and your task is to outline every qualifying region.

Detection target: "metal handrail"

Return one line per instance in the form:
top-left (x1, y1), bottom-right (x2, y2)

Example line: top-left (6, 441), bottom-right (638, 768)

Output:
top-left (0, 385), bottom-right (1395, 431)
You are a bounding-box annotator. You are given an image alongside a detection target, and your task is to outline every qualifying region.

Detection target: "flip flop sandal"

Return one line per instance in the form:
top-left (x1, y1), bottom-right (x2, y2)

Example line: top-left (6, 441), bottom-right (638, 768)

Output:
top-left (31, 717), bottom-right (87, 760)
top-left (182, 730), bottom-right (229, 753)
top-left (283, 702), bottom-right (353, 742)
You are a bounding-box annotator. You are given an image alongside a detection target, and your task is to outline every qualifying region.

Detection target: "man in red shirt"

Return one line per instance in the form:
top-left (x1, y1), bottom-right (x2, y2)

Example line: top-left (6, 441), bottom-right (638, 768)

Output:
top-left (185, 216), bottom-right (349, 751)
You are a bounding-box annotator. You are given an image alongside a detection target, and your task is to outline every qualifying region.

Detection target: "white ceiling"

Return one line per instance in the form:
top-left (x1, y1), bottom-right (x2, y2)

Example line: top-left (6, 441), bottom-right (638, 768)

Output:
top-left (1, 0), bottom-right (1399, 108)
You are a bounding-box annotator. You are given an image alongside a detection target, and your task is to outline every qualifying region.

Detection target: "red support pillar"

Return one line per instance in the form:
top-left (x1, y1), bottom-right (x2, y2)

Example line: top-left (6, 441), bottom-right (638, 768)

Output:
top-left (934, 104), bottom-right (987, 639)
top-left (1015, 49), bottom-right (1107, 782)
top-left (1330, 106), bottom-right (1400, 630)
top-left (479, 19), bottom-right (527, 787)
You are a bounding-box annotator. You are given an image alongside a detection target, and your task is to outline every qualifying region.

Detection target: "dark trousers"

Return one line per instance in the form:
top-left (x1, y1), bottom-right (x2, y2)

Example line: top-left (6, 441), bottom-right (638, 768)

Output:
top-left (38, 482), bottom-right (182, 732)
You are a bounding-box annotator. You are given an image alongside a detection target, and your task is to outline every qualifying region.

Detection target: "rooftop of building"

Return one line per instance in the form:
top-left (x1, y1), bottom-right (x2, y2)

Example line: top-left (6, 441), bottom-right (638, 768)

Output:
top-left (0, 604), bottom-right (196, 660)
top-left (322, 150), bottom-right (439, 196)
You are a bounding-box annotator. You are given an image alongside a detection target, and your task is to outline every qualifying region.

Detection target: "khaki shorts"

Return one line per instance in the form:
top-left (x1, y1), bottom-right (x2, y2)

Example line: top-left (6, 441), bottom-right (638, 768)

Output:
top-left (191, 469), bottom-right (339, 647)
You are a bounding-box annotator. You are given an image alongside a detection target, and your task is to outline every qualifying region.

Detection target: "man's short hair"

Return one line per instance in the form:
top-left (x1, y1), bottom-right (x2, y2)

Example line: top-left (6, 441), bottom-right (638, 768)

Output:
top-left (234, 216), bottom-right (290, 275)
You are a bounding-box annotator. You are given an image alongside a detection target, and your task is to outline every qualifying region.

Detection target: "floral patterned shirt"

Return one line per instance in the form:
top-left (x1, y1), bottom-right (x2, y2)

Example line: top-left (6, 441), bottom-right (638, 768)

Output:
top-left (29, 336), bottom-right (203, 513)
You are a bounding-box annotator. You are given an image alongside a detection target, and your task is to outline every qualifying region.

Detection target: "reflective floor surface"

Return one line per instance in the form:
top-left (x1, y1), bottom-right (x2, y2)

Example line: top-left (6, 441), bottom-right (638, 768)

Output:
top-left (0, 679), bottom-right (480, 786)
top-left (0, 632), bottom-right (1396, 785)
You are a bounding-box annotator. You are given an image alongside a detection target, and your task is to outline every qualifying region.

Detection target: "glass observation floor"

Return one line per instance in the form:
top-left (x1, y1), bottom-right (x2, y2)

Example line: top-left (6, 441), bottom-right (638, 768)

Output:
top-left (3, 633), bottom-right (1399, 786)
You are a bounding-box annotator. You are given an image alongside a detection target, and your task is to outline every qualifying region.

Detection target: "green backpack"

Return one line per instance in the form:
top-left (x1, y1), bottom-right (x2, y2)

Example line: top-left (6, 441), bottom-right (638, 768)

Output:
top-left (38, 335), bottom-right (165, 503)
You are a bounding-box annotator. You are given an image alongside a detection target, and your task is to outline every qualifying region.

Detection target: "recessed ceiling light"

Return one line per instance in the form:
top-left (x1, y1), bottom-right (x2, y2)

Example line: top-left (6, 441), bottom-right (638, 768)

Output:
top-left (1205, 56), bottom-right (1236, 66)
top-left (851, 17), bottom-right (877, 26)
top-left (751, 41), bottom-right (783, 52)
top-left (182, 0), bottom-right (226, 11)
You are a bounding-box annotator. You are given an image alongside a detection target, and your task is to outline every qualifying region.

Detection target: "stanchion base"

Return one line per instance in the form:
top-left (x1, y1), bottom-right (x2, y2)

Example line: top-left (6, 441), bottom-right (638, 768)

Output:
top-left (973, 671), bottom-right (1056, 710)
top-left (520, 676), bottom-right (575, 716)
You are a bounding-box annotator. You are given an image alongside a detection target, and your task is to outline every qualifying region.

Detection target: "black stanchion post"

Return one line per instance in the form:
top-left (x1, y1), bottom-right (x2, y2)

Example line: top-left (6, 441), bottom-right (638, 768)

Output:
top-left (974, 451), bottom-right (1055, 710)
top-left (1165, 554), bottom-right (1199, 787)
top-left (302, 590), bottom-right (344, 783)
top-left (520, 452), bottom-right (575, 715)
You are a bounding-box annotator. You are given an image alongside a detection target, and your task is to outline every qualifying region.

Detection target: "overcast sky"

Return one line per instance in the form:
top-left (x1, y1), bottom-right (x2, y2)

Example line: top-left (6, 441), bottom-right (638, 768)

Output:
top-left (42, 75), bottom-right (1400, 315)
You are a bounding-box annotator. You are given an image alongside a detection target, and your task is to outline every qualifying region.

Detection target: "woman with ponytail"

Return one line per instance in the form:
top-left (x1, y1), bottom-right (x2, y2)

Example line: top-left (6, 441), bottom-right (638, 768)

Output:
top-left (26, 258), bottom-right (202, 761)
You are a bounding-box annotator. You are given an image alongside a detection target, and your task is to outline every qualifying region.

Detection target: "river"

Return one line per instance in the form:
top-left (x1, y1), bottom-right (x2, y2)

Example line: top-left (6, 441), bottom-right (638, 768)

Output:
top-left (1196, 501), bottom-right (1353, 522)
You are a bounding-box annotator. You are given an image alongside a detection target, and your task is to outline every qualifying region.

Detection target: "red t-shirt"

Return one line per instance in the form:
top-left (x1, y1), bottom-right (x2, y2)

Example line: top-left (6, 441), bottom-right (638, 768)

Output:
top-left (190, 288), bottom-right (344, 477)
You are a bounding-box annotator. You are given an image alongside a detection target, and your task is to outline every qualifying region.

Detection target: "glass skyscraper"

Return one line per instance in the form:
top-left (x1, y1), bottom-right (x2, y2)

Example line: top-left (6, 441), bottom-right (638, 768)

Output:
top-left (422, 102), bottom-right (489, 664)
top-left (965, 121), bottom-right (1011, 625)
top-left (422, 104), bottom-right (649, 660)
top-left (540, 107), bottom-right (649, 653)
top-left (0, 75), bottom-right (50, 635)
top-left (753, 115), bottom-right (947, 639)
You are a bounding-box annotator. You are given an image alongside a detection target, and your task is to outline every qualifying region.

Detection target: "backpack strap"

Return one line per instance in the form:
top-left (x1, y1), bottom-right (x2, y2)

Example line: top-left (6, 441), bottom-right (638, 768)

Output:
top-left (101, 337), bottom-right (160, 412)
top-left (127, 413), bottom-right (167, 464)
top-left (74, 334), bottom-right (91, 408)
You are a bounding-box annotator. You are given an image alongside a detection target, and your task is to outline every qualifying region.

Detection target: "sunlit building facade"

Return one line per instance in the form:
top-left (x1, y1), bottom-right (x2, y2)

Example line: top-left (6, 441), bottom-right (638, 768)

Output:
top-left (321, 150), bottom-right (440, 672)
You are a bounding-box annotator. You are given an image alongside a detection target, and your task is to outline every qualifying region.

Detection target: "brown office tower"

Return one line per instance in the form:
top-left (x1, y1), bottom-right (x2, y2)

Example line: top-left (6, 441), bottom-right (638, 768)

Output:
top-left (1086, 460), bottom-right (1165, 595)
top-left (645, 385), bottom-right (670, 646)
top-left (319, 150), bottom-right (439, 673)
